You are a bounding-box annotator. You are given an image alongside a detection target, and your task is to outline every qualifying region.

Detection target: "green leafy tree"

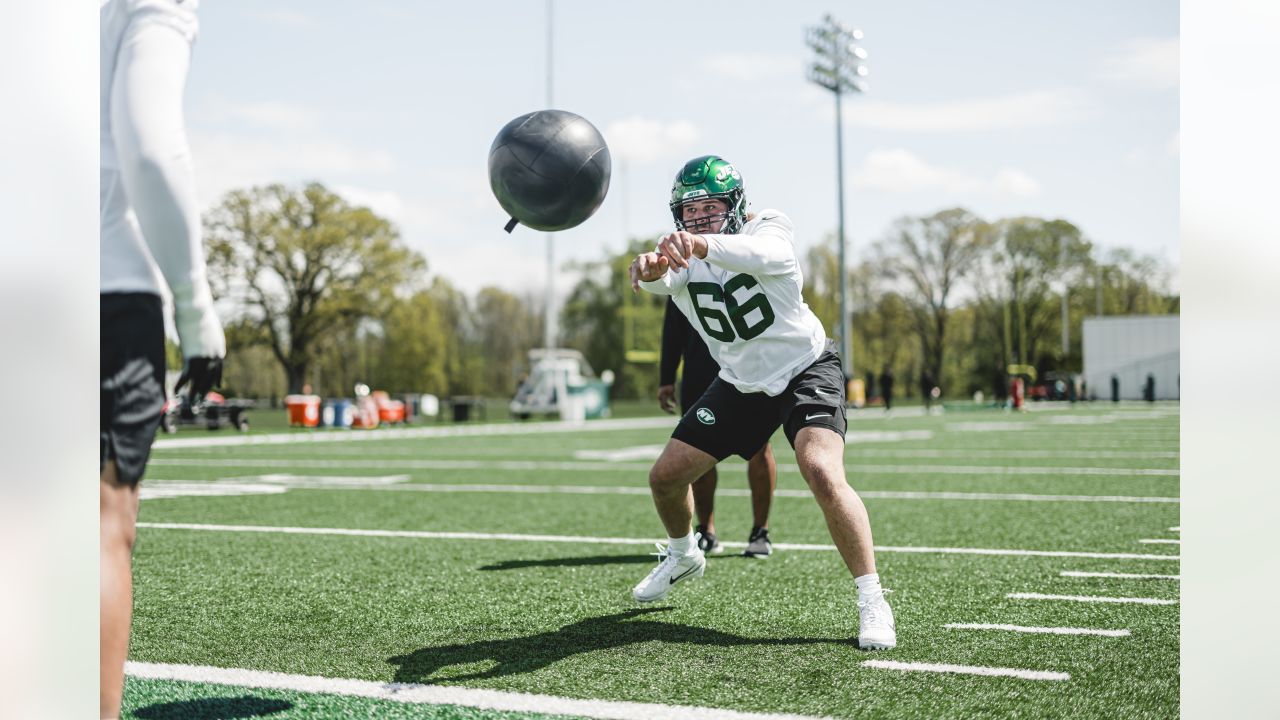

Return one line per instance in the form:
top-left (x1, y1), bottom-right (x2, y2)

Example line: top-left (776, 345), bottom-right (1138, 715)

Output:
top-left (204, 183), bottom-right (425, 393)
top-left (801, 235), bottom-right (840, 335)
top-left (873, 208), bottom-right (989, 391)
top-left (561, 238), bottom-right (666, 400)
top-left (372, 290), bottom-right (452, 395)
top-left (473, 287), bottom-right (544, 396)
top-left (970, 217), bottom-right (1093, 374)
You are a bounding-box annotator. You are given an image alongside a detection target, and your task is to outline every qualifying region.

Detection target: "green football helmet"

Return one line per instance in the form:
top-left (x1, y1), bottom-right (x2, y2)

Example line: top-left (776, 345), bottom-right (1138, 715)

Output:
top-left (669, 155), bottom-right (746, 234)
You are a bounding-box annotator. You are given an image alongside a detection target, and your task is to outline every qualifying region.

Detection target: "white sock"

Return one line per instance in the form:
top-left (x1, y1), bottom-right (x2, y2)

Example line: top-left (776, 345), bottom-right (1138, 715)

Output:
top-left (855, 572), bottom-right (882, 602)
top-left (667, 532), bottom-right (695, 555)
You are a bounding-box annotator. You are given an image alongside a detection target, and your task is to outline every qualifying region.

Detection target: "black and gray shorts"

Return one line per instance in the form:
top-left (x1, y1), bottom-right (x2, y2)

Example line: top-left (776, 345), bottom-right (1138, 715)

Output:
top-left (672, 340), bottom-right (847, 461)
top-left (101, 292), bottom-right (167, 486)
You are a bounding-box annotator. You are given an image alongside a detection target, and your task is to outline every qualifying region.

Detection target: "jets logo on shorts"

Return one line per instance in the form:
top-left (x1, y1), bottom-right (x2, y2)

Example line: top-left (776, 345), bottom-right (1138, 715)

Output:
top-left (696, 408), bottom-right (716, 425)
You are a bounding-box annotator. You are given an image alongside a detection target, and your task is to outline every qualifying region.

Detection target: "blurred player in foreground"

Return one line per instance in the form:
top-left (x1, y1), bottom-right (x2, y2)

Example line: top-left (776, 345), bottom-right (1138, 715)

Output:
top-left (101, 0), bottom-right (225, 715)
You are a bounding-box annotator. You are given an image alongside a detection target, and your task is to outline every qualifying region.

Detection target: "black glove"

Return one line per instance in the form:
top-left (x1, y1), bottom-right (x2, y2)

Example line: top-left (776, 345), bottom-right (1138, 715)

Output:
top-left (175, 356), bottom-right (224, 404)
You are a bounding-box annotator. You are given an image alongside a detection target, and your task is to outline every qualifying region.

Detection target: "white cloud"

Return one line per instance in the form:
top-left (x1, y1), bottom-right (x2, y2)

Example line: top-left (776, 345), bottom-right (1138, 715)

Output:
top-left (223, 100), bottom-right (318, 132)
top-left (332, 185), bottom-right (404, 220)
top-left (329, 185), bottom-right (457, 237)
top-left (845, 89), bottom-right (1095, 132)
top-left (698, 52), bottom-right (806, 83)
top-left (253, 9), bottom-right (318, 29)
top-left (851, 149), bottom-right (1040, 197)
top-left (992, 168), bottom-right (1042, 197)
top-left (1101, 37), bottom-right (1179, 90)
top-left (190, 131), bottom-right (396, 205)
top-left (604, 117), bottom-right (700, 165)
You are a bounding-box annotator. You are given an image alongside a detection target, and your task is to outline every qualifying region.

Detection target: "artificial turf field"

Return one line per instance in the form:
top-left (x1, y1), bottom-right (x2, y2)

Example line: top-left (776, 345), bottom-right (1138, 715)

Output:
top-left (123, 402), bottom-right (1179, 719)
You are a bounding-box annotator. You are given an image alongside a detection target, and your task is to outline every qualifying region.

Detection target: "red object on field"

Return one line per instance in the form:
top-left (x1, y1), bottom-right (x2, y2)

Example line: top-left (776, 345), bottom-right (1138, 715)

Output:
top-left (372, 390), bottom-right (405, 424)
top-left (285, 394), bottom-right (321, 427)
top-left (1011, 378), bottom-right (1025, 410)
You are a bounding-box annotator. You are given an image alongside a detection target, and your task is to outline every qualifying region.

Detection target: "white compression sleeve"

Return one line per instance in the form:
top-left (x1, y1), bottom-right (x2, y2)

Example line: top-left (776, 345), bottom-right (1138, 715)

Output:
top-left (110, 21), bottom-right (224, 359)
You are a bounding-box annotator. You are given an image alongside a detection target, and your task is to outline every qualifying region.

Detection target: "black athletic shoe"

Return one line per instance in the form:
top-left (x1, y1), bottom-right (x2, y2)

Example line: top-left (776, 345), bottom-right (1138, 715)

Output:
top-left (695, 525), bottom-right (723, 554)
top-left (744, 527), bottom-right (772, 558)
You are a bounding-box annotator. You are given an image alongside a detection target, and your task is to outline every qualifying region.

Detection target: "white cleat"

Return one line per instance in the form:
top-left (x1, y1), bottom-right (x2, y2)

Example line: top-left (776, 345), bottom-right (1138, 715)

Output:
top-left (858, 591), bottom-right (897, 650)
top-left (631, 542), bottom-right (706, 603)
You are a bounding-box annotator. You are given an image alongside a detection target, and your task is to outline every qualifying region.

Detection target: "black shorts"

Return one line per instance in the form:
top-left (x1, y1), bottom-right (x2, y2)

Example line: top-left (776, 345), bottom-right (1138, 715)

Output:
top-left (672, 341), bottom-right (847, 461)
top-left (101, 293), bottom-right (167, 486)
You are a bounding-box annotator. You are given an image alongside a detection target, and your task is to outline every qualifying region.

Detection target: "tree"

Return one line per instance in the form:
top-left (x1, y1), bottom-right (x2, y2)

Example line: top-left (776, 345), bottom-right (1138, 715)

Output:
top-left (1096, 248), bottom-right (1178, 316)
top-left (801, 235), bottom-right (840, 335)
top-left (204, 183), bottom-right (425, 393)
top-left (971, 217), bottom-right (1093, 372)
top-left (473, 287), bottom-right (544, 395)
top-left (368, 290), bottom-right (451, 395)
top-left (218, 318), bottom-right (286, 398)
top-left (561, 238), bottom-right (667, 400)
top-left (873, 208), bottom-right (989, 391)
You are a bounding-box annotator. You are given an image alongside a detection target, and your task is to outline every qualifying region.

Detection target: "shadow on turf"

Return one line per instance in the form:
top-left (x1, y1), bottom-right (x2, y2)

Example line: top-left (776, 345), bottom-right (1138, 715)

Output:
top-left (478, 553), bottom-right (755, 571)
top-left (388, 607), bottom-right (848, 683)
top-left (478, 554), bottom-right (655, 571)
top-left (133, 696), bottom-right (292, 719)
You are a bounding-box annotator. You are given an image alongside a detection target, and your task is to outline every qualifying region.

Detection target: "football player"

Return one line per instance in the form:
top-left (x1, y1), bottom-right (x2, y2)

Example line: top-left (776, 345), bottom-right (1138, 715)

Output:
top-left (100, 1), bottom-right (225, 716)
top-left (628, 156), bottom-right (896, 650)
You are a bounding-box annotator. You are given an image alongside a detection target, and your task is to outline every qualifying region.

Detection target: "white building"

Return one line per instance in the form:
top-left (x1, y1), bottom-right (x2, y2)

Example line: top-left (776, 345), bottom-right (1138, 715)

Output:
top-left (1082, 315), bottom-right (1179, 400)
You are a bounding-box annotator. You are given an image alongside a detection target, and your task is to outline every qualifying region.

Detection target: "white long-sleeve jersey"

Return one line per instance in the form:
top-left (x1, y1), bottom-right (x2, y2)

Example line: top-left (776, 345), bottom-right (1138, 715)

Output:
top-left (639, 210), bottom-right (827, 396)
top-left (101, 0), bottom-right (224, 359)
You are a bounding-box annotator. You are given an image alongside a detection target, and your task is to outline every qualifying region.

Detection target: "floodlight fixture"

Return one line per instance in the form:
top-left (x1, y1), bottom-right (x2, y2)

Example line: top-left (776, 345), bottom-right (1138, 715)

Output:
top-left (805, 14), bottom-right (870, 382)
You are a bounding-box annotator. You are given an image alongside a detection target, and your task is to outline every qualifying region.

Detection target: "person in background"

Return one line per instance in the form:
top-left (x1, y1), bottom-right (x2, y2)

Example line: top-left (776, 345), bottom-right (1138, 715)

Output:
top-left (659, 298), bottom-right (777, 557)
top-left (879, 368), bottom-right (895, 411)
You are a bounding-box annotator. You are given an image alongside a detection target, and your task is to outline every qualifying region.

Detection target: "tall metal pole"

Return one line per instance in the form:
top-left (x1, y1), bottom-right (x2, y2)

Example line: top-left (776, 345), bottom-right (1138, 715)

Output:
top-left (543, 0), bottom-right (556, 351)
top-left (807, 16), bottom-right (866, 385)
top-left (834, 85), bottom-right (851, 382)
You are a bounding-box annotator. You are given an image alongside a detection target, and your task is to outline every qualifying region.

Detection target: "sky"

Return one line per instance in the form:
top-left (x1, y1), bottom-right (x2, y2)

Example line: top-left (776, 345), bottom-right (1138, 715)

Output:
top-left (185, 0), bottom-right (1179, 299)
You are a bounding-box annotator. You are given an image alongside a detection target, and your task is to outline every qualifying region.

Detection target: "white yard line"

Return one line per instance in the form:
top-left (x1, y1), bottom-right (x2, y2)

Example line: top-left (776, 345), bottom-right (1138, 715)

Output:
top-left (125, 662), bottom-right (828, 720)
top-left (1138, 539), bottom-right (1181, 544)
top-left (152, 416), bottom-right (679, 450)
top-left (143, 478), bottom-right (1179, 504)
top-left (1007, 592), bottom-right (1177, 606)
top-left (1060, 571), bottom-right (1180, 580)
top-left (139, 483), bottom-right (289, 500)
top-left (861, 659), bottom-right (1069, 682)
top-left (134, 522), bottom-right (1180, 561)
top-left (944, 623), bottom-right (1130, 637)
top-left (1168, 526), bottom-right (1180, 532)
top-left (853, 491), bottom-right (1177, 504)
top-left (874, 545), bottom-right (1177, 561)
top-left (848, 449), bottom-right (1178, 459)
top-left (147, 457), bottom-right (1179, 477)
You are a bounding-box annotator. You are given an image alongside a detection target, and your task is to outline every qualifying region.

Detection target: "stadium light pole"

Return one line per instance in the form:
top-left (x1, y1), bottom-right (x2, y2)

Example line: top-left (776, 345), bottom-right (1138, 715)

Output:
top-left (806, 15), bottom-right (868, 385)
top-left (544, 0), bottom-right (556, 351)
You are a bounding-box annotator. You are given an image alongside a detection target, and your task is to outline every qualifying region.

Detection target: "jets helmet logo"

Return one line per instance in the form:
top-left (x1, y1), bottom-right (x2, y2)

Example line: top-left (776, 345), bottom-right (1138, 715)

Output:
top-left (714, 165), bottom-right (740, 183)
top-left (696, 408), bottom-right (716, 425)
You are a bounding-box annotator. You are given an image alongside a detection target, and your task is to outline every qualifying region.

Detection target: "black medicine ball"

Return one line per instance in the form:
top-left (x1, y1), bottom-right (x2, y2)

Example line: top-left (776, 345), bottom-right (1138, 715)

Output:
top-left (488, 109), bottom-right (611, 232)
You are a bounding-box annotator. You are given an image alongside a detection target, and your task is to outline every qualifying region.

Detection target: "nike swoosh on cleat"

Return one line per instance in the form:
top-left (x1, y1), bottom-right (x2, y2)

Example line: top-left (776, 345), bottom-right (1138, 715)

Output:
top-left (805, 413), bottom-right (832, 421)
top-left (669, 566), bottom-right (699, 585)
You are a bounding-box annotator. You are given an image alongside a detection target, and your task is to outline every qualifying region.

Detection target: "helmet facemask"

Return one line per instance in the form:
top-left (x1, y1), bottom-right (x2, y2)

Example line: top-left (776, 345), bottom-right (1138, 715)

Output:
top-left (673, 192), bottom-right (746, 234)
